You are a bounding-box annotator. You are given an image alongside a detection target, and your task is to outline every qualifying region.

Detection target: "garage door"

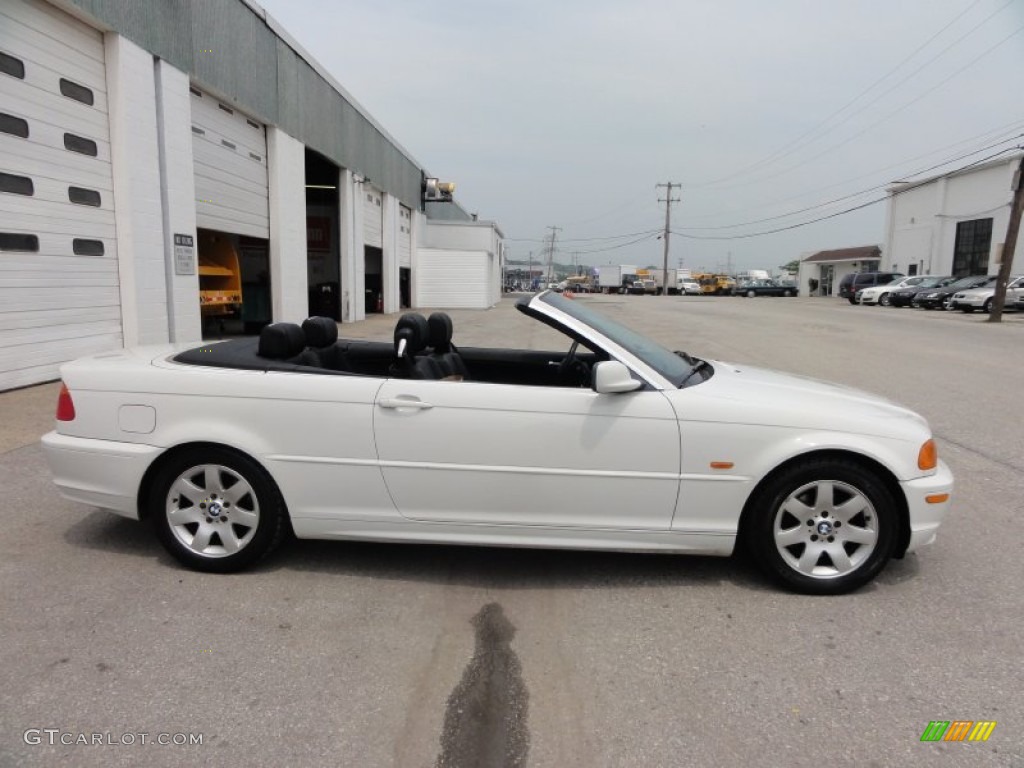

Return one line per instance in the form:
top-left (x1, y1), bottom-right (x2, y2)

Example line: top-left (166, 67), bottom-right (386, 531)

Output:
top-left (398, 205), bottom-right (411, 268)
top-left (190, 86), bottom-right (268, 238)
top-left (363, 186), bottom-right (382, 248)
top-left (0, 0), bottom-right (121, 391)
top-left (416, 249), bottom-right (492, 309)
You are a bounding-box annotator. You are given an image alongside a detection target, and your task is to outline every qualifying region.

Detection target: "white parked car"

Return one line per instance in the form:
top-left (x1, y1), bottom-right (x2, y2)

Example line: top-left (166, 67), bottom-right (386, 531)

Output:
top-left (42, 293), bottom-right (953, 594)
top-left (857, 276), bottom-right (929, 306)
top-left (950, 275), bottom-right (1024, 313)
top-left (680, 279), bottom-right (702, 295)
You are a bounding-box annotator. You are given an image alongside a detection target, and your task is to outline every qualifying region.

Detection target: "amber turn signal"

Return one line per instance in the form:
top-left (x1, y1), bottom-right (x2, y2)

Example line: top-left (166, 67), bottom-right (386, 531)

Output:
top-left (917, 439), bottom-right (937, 471)
top-left (925, 493), bottom-right (949, 504)
top-left (710, 461), bottom-right (734, 470)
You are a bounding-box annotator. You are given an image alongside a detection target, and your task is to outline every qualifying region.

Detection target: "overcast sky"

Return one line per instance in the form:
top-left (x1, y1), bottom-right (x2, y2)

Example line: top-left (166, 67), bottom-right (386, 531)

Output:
top-left (258, 0), bottom-right (1023, 272)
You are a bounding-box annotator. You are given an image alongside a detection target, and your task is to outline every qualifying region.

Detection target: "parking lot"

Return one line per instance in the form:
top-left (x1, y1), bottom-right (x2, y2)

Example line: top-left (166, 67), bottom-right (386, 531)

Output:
top-left (1, 295), bottom-right (1022, 767)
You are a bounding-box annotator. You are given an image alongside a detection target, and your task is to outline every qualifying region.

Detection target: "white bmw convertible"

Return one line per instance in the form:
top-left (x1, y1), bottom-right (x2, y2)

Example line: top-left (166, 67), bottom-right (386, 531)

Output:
top-left (42, 292), bottom-right (953, 594)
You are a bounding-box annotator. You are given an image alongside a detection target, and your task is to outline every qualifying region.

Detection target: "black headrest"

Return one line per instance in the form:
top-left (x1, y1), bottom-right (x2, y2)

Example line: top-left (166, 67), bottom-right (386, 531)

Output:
top-left (258, 322), bottom-right (306, 359)
top-left (394, 313), bottom-right (429, 356)
top-left (302, 316), bottom-right (338, 348)
top-left (427, 312), bottom-right (453, 350)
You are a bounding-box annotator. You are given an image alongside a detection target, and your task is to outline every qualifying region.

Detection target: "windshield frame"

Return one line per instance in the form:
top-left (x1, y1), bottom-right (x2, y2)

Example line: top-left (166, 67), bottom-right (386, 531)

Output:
top-left (522, 292), bottom-right (699, 388)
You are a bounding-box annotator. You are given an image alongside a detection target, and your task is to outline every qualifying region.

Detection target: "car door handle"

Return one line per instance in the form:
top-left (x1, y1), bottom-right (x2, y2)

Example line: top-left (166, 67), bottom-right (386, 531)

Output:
top-left (378, 397), bottom-right (434, 410)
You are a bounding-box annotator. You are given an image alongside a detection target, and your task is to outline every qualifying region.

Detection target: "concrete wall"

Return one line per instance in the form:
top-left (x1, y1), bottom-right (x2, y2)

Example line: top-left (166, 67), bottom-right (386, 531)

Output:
top-left (154, 59), bottom-right (202, 343)
top-left (266, 126), bottom-right (308, 322)
top-left (105, 34), bottom-right (168, 346)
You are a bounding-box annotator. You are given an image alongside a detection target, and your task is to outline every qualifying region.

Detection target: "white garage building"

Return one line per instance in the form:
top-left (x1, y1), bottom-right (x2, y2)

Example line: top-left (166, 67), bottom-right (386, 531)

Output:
top-left (0, 0), bottom-right (503, 391)
top-left (881, 152), bottom-right (1020, 277)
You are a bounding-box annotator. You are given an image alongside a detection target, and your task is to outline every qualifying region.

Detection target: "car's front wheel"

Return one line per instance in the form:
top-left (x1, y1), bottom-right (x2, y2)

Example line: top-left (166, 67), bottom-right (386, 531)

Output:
top-left (747, 289), bottom-right (756, 298)
top-left (150, 447), bottom-right (288, 572)
top-left (983, 298), bottom-right (993, 313)
top-left (847, 297), bottom-right (857, 305)
top-left (745, 458), bottom-right (898, 594)
top-left (879, 293), bottom-right (891, 306)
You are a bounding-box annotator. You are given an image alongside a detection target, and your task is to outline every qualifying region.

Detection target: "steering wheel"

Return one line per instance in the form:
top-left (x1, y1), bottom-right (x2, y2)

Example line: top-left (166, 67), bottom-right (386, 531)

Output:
top-left (556, 340), bottom-right (590, 385)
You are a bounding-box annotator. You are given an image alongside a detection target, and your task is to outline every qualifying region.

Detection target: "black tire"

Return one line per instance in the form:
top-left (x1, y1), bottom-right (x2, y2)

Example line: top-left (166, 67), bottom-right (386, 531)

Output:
top-left (879, 293), bottom-right (891, 306)
top-left (149, 446), bottom-right (288, 573)
top-left (983, 298), bottom-right (993, 313)
top-left (744, 458), bottom-right (898, 595)
top-left (847, 297), bottom-right (857, 305)
top-left (783, 290), bottom-right (793, 297)
top-left (747, 289), bottom-right (756, 298)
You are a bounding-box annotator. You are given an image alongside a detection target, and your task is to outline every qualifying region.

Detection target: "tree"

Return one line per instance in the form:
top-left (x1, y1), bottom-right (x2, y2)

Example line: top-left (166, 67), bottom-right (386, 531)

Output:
top-left (779, 259), bottom-right (800, 273)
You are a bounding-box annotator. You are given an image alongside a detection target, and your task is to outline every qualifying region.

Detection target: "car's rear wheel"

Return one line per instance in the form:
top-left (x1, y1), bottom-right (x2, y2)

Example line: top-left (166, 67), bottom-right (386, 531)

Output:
top-left (879, 293), bottom-right (891, 306)
top-left (983, 298), bottom-right (993, 313)
top-left (745, 458), bottom-right (897, 594)
top-left (747, 289), bottom-right (756, 298)
top-left (150, 447), bottom-right (287, 572)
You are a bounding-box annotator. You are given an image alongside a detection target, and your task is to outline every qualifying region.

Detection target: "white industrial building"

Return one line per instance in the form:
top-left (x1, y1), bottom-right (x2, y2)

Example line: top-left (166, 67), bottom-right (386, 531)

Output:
top-left (880, 151), bottom-right (1020, 278)
top-left (0, 0), bottom-right (504, 390)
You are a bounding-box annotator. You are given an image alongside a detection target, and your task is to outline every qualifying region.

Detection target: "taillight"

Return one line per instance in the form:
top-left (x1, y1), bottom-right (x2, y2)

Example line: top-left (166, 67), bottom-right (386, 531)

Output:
top-left (56, 383), bottom-right (76, 421)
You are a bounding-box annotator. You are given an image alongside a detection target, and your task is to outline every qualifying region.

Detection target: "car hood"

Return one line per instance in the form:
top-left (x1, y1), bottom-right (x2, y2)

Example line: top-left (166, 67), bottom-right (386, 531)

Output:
top-left (671, 361), bottom-right (929, 440)
top-left (952, 287), bottom-right (995, 297)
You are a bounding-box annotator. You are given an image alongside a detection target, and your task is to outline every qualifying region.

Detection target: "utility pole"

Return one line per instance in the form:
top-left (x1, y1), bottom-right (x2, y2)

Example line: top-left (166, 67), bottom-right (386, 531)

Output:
top-left (988, 155), bottom-right (1024, 323)
top-left (527, 250), bottom-right (533, 290)
top-left (545, 225), bottom-right (561, 284)
top-left (656, 182), bottom-right (680, 296)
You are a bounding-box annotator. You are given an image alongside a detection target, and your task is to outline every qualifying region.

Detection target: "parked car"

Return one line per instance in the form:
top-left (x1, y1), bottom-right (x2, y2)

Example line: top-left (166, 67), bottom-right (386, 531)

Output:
top-left (913, 275), bottom-right (996, 310)
top-left (855, 276), bottom-right (930, 306)
top-left (838, 272), bottom-right (904, 304)
top-left (42, 293), bottom-right (952, 595)
top-left (887, 276), bottom-right (954, 307)
top-left (737, 279), bottom-right (798, 297)
top-left (680, 279), bottom-right (702, 295)
top-left (628, 279), bottom-right (658, 295)
top-left (950, 275), bottom-right (1024, 313)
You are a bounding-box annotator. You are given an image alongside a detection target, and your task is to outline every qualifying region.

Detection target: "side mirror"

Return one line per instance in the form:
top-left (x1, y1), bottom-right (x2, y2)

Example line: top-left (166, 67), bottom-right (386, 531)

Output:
top-left (592, 361), bottom-right (642, 394)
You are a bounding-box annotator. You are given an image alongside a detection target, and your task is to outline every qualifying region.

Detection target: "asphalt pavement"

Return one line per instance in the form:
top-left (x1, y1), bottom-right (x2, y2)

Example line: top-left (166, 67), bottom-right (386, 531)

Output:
top-left (1, 294), bottom-right (1021, 767)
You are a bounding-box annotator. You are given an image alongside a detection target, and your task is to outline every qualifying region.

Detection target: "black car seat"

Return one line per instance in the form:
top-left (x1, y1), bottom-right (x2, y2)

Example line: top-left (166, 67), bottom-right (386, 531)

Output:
top-left (391, 313), bottom-right (443, 380)
top-left (301, 316), bottom-right (351, 371)
top-left (427, 312), bottom-right (469, 379)
top-left (258, 322), bottom-right (306, 361)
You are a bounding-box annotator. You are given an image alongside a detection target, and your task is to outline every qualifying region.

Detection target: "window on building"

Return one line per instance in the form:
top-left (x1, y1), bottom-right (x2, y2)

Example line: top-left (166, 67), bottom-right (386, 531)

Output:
top-left (0, 172), bottom-right (34, 196)
top-left (64, 133), bottom-right (98, 156)
top-left (72, 238), bottom-right (104, 256)
top-left (0, 233), bottom-right (39, 252)
top-left (0, 113), bottom-right (29, 139)
top-left (68, 187), bottom-right (101, 206)
top-left (952, 218), bottom-right (992, 276)
top-left (59, 78), bottom-right (94, 106)
top-left (0, 51), bottom-right (25, 79)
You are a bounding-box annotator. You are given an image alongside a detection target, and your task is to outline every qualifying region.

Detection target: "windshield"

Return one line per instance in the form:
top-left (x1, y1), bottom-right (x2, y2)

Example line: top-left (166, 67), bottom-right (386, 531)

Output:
top-left (536, 293), bottom-right (693, 385)
top-left (912, 276), bottom-right (947, 288)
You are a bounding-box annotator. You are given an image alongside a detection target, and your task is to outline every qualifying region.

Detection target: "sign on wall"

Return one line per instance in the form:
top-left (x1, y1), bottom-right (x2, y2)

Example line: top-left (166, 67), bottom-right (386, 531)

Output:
top-left (174, 234), bottom-right (195, 275)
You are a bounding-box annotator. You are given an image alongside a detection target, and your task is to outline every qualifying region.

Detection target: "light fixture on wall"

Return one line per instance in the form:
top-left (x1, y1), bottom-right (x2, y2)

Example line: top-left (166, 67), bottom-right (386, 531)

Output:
top-left (423, 177), bottom-right (455, 203)
top-left (353, 173), bottom-right (368, 184)
top-left (305, 184), bottom-right (336, 190)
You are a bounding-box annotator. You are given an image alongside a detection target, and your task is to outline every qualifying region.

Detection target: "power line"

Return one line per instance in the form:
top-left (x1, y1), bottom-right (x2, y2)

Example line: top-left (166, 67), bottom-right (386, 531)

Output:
top-left (677, 117), bottom-right (1024, 222)
top-left (676, 134), bottom-right (1024, 232)
top-left (685, 0), bottom-right (999, 189)
top-left (701, 20), bottom-right (1024, 193)
top-left (506, 227), bottom-right (662, 244)
top-left (670, 146), bottom-right (1020, 241)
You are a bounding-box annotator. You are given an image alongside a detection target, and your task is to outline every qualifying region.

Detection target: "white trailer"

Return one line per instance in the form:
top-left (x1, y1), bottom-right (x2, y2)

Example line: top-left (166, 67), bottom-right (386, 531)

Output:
top-left (597, 265), bottom-right (637, 294)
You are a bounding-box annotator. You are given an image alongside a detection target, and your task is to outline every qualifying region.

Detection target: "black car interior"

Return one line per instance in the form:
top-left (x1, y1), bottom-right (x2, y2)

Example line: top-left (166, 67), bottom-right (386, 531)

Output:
top-left (174, 310), bottom-right (606, 388)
